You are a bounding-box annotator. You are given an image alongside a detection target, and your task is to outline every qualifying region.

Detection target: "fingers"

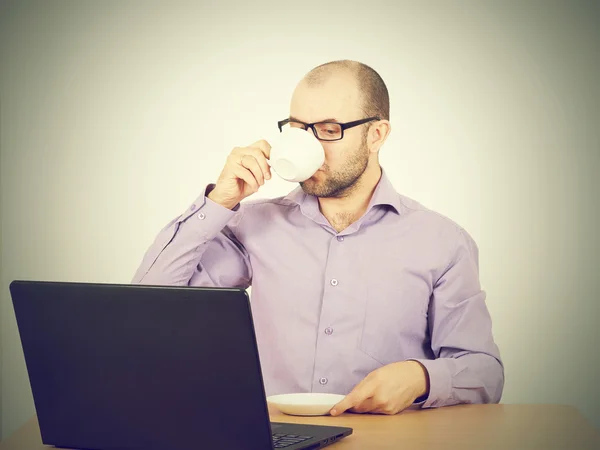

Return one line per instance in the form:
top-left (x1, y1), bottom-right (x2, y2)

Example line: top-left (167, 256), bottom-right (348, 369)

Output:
top-left (350, 397), bottom-right (377, 414)
top-left (247, 140), bottom-right (271, 179)
top-left (249, 139), bottom-right (271, 159)
top-left (371, 402), bottom-right (404, 415)
top-left (231, 164), bottom-right (259, 192)
top-left (330, 381), bottom-right (375, 416)
top-left (240, 154), bottom-right (265, 185)
top-left (353, 392), bottom-right (389, 414)
top-left (330, 393), bottom-right (366, 416)
top-left (245, 147), bottom-right (271, 180)
top-left (212, 139), bottom-right (273, 206)
top-left (231, 147), bottom-right (271, 182)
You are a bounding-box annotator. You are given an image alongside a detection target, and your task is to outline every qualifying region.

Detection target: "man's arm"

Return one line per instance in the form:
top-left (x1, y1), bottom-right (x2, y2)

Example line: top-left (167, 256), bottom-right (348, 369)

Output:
top-left (330, 225), bottom-right (503, 417)
top-left (132, 137), bottom-right (272, 287)
top-left (409, 228), bottom-right (504, 408)
top-left (131, 185), bottom-right (252, 288)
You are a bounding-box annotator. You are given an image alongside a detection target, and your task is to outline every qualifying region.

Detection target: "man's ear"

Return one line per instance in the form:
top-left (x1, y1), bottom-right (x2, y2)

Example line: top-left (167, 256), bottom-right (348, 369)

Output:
top-left (369, 120), bottom-right (391, 153)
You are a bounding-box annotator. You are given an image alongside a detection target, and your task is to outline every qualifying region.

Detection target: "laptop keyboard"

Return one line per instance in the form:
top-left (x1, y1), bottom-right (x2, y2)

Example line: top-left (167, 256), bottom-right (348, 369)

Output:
top-left (272, 433), bottom-right (313, 448)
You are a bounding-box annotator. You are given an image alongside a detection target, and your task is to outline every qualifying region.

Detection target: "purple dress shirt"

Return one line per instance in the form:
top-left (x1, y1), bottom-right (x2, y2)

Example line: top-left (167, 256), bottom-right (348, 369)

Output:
top-left (132, 169), bottom-right (504, 408)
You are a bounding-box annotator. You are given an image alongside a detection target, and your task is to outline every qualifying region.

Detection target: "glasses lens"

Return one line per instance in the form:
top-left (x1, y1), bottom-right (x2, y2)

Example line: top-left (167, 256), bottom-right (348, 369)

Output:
top-left (314, 122), bottom-right (342, 140)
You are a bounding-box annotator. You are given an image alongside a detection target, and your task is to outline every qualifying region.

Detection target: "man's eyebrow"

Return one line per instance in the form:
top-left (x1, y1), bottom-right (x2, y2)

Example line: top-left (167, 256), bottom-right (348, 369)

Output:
top-left (289, 116), bottom-right (339, 123)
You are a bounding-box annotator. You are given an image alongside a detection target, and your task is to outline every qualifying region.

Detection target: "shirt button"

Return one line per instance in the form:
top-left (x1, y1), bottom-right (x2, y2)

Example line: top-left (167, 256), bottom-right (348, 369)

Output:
top-left (197, 213), bottom-right (206, 220)
top-left (337, 236), bottom-right (344, 242)
top-left (330, 279), bottom-right (338, 286)
top-left (319, 377), bottom-right (328, 385)
top-left (324, 327), bottom-right (333, 335)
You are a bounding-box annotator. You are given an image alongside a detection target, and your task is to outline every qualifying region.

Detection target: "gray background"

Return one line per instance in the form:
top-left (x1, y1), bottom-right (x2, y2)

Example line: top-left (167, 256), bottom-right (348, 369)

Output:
top-left (1, 0), bottom-right (599, 440)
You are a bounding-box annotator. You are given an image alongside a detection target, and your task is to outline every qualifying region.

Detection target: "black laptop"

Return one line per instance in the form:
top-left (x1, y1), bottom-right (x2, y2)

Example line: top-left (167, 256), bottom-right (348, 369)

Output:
top-left (10, 280), bottom-right (352, 450)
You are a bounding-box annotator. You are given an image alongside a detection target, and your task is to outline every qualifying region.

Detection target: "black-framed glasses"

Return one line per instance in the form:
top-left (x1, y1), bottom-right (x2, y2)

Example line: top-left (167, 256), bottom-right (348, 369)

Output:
top-left (277, 116), bottom-right (380, 141)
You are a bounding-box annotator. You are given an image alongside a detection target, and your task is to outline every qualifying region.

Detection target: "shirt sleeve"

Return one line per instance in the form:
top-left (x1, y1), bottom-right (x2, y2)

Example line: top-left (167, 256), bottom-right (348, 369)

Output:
top-left (408, 228), bottom-right (504, 408)
top-left (131, 185), bottom-right (252, 288)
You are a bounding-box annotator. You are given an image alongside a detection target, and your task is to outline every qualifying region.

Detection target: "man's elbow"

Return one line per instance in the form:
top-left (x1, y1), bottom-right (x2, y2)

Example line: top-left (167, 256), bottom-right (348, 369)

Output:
top-left (483, 357), bottom-right (505, 404)
top-left (463, 357), bottom-right (504, 405)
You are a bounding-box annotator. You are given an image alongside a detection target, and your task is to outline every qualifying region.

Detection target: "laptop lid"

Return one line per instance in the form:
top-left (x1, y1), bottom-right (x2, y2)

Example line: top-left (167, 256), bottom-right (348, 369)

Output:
top-left (10, 280), bottom-right (276, 450)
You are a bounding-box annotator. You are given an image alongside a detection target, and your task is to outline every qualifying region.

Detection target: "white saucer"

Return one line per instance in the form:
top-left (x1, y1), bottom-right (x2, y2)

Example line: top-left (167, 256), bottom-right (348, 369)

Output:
top-left (266, 393), bottom-right (345, 416)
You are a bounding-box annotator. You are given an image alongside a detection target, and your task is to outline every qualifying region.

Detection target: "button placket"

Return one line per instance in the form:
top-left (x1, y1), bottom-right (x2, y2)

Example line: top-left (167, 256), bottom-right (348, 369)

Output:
top-left (312, 232), bottom-right (350, 392)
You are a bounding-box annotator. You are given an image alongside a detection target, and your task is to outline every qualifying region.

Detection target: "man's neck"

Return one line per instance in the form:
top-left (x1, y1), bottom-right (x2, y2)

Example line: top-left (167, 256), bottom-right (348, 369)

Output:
top-left (317, 163), bottom-right (382, 233)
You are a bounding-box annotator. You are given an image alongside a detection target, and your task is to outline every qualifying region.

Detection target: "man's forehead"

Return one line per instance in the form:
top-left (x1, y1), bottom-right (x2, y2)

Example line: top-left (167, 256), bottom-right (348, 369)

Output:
top-left (289, 77), bottom-right (362, 122)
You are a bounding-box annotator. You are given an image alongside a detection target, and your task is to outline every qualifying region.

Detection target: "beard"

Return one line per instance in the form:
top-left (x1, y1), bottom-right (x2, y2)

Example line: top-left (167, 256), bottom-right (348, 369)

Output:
top-left (300, 133), bottom-right (369, 198)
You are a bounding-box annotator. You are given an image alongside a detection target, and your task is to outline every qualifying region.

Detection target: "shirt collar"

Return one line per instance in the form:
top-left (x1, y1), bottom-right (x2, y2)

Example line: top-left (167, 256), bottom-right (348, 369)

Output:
top-left (367, 167), bottom-right (402, 214)
top-left (283, 167), bottom-right (402, 215)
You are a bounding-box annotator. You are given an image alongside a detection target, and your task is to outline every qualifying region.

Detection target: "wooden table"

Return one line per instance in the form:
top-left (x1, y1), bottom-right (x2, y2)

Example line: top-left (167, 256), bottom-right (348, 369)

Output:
top-left (1, 404), bottom-right (599, 449)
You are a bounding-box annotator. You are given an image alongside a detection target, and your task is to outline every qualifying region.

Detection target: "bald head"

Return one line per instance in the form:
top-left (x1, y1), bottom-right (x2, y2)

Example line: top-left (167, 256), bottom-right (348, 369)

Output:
top-left (288, 60), bottom-right (392, 199)
top-left (301, 60), bottom-right (390, 121)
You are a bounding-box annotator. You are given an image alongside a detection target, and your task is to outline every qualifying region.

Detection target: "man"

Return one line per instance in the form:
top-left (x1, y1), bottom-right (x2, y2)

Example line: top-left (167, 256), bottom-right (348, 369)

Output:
top-left (132, 60), bottom-right (504, 415)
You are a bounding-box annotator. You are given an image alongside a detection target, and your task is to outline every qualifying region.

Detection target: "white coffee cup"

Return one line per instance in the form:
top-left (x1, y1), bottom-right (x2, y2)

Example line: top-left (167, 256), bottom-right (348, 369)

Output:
top-left (268, 127), bottom-right (325, 182)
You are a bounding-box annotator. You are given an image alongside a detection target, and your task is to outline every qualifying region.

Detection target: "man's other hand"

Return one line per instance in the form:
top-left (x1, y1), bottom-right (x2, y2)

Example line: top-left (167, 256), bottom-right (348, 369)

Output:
top-left (330, 360), bottom-right (430, 416)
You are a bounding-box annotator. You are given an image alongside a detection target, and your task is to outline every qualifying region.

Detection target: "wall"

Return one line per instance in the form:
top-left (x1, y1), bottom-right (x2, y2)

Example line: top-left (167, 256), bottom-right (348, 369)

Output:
top-left (1, 0), bottom-right (599, 439)
top-left (0, 147), bottom-right (3, 441)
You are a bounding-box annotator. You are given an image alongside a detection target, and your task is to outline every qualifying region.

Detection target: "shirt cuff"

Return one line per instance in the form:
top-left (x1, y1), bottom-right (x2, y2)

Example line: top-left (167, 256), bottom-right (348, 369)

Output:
top-left (407, 358), bottom-right (452, 409)
top-left (178, 185), bottom-right (239, 240)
